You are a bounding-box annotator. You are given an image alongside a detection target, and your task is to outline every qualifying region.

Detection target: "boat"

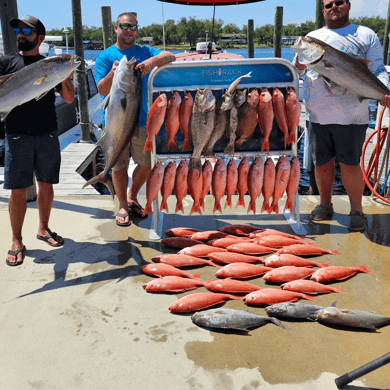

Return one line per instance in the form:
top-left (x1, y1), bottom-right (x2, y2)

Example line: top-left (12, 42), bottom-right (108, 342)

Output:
top-left (175, 41), bottom-right (244, 61)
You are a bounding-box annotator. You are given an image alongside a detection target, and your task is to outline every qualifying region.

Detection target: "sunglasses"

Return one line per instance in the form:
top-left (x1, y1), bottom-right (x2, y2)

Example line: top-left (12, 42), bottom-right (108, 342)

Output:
top-left (324, 0), bottom-right (347, 10)
top-left (14, 27), bottom-right (35, 36)
top-left (118, 23), bottom-right (138, 31)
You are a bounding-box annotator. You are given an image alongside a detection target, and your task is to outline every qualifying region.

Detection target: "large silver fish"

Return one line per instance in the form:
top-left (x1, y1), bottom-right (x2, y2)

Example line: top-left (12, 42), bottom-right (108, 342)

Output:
top-left (83, 56), bottom-right (141, 196)
top-left (0, 54), bottom-right (81, 121)
top-left (191, 308), bottom-right (291, 332)
top-left (292, 36), bottom-right (390, 101)
top-left (316, 305), bottom-right (390, 331)
top-left (265, 302), bottom-right (323, 321)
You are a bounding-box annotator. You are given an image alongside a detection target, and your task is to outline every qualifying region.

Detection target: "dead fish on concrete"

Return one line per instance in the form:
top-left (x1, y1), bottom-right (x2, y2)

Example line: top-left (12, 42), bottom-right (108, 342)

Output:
top-left (191, 308), bottom-right (292, 332)
top-left (316, 305), bottom-right (390, 331)
top-left (265, 302), bottom-right (324, 321)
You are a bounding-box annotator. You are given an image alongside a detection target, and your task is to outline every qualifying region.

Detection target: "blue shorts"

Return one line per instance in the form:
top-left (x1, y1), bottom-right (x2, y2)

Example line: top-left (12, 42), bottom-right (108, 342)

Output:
top-left (311, 123), bottom-right (367, 167)
top-left (4, 131), bottom-right (61, 189)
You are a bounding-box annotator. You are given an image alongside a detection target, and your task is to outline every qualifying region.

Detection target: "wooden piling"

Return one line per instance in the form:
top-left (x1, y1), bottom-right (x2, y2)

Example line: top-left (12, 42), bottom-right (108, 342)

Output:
top-left (0, 0), bottom-right (18, 54)
top-left (273, 7), bottom-right (283, 58)
top-left (101, 6), bottom-right (112, 50)
top-left (316, 0), bottom-right (325, 30)
top-left (71, 0), bottom-right (90, 142)
top-left (248, 19), bottom-right (254, 59)
top-left (383, 1), bottom-right (390, 65)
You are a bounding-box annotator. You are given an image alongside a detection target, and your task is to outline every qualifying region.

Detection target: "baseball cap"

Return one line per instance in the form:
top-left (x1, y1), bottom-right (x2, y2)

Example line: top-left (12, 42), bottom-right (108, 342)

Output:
top-left (10, 15), bottom-right (46, 36)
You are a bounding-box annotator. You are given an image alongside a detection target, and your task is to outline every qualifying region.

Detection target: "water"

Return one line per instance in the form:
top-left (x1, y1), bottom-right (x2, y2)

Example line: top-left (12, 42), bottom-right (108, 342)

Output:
top-left (53, 47), bottom-right (345, 196)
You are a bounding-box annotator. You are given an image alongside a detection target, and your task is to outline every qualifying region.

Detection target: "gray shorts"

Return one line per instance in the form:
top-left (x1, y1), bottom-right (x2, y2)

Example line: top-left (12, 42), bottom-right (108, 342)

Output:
top-left (112, 125), bottom-right (151, 171)
top-left (4, 131), bottom-right (61, 189)
top-left (311, 123), bottom-right (367, 167)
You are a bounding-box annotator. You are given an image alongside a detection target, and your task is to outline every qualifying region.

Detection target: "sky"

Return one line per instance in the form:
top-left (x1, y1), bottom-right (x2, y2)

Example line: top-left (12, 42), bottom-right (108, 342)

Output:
top-left (1, 0), bottom-right (389, 32)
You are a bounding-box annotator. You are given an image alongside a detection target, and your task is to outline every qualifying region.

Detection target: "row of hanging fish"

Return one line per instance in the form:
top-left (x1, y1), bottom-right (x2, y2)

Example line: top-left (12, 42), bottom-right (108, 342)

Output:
top-left (141, 155), bottom-right (300, 217)
top-left (143, 72), bottom-right (300, 158)
top-left (139, 224), bottom-right (387, 331)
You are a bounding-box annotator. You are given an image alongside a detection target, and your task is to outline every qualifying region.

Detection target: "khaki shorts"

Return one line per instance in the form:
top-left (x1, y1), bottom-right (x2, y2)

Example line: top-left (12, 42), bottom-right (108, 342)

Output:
top-left (112, 125), bottom-right (151, 171)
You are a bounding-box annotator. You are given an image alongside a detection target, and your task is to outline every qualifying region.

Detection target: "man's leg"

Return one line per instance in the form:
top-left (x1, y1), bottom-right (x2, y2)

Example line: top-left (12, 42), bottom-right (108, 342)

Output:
top-left (127, 164), bottom-right (151, 211)
top-left (315, 157), bottom-right (336, 207)
top-left (7, 188), bottom-right (28, 264)
top-left (112, 168), bottom-right (130, 225)
top-left (37, 181), bottom-right (63, 245)
top-left (340, 163), bottom-right (363, 213)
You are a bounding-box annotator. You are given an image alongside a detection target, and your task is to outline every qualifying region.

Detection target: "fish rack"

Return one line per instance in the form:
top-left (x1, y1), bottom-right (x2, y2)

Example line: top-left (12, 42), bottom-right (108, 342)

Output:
top-left (147, 58), bottom-right (306, 239)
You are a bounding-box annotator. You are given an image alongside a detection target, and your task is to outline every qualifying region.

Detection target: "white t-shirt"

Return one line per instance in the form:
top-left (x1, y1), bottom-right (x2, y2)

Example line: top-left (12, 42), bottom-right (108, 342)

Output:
top-left (295, 24), bottom-right (389, 125)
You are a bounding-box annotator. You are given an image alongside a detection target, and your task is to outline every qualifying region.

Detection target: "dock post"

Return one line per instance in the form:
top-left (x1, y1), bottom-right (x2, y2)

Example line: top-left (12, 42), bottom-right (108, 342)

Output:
top-left (71, 0), bottom-right (90, 142)
top-left (273, 7), bottom-right (283, 58)
top-left (248, 19), bottom-right (254, 59)
top-left (101, 6), bottom-right (113, 50)
top-left (384, 1), bottom-right (390, 64)
top-left (315, 0), bottom-right (325, 30)
top-left (0, 0), bottom-right (18, 54)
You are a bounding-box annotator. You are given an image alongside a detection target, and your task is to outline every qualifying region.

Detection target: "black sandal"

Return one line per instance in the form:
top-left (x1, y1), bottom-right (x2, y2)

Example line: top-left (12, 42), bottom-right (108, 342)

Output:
top-left (6, 245), bottom-right (26, 266)
top-left (129, 203), bottom-right (148, 219)
top-left (116, 212), bottom-right (131, 227)
top-left (37, 232), bottom-right (64, 247)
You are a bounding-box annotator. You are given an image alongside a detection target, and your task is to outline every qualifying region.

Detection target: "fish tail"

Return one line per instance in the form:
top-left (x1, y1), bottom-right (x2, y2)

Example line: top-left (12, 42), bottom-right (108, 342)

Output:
top-left (329, 249), bottom-right (342, 255)
top-left (283, 199), bottom-right (293, 213)
top-left (289, 131), bottom-right (296, 145)
top-left (319, 262), bottom-right (330, 268)
top-left (235, 197), bottom-right (246, 209)
top-left (228, 295), bottom-right (245, 301)
top-left (334, 286), bottom-right (348, 293)
top-left (82, 172), bottom-right (115, 199)
top-left (168, 139), bottom-right (178, 150)
top-left (261, 139), bottom-right (269, 154)
top-left (175, 200), bottom-right (184, 214)
top-left (190, 203), bottom-right (202, 216)
top-left (143, 203), bottom-right (152, 217)
top-left (301, 293), bottom-right (318, 301)
top-left (209, 261), bottom-right (221, 268)
top-left (143, 140), bottom-right (154, 153)
top-left (200, 197), bottom-right (205, 210)
top-left (358, 264), bottom-right (372, 273)
top-left (234, 139), bottom-right (244, 150)
top-left (224, 197), bottom-right (232, 209)
top-left (261, 201), bottom-right (270, 214)
top-left (190, 273), bottom-right (201, 279)
top-left (224, 142), bottom-right (235, 156)
top-left (247, 202), bottom-right (256, 215)
top-left (182, 138), bottom-right (191, 151)
top-left (204, 147), bottom-right (214, 158)
top-left (271, 202), bottom-right (279, 215)
top-left (160, 199), bottom-right (168, 213)
top-left (213, 201), bottom-right (222, 214)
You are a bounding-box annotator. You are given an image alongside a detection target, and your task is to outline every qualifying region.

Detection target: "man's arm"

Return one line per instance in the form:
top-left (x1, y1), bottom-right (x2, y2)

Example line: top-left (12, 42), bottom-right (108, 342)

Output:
top-left (136, 51), bottom-right (176, 78)
top-left (97, 60), bottom-right (119, 97)
top-left (59, 73), bottom-right (75, 104)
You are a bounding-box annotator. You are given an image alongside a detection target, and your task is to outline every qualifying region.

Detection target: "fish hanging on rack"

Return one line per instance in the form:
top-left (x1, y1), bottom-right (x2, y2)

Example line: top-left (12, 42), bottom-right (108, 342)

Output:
top-left (212, 158), bottom-right (227, 214)
top-left (284, 156), bottom-right (300, 213)
top-left (247, 156), bottom-right (264, 215)
top-left (272, 88), bottom-right (290, 149)
top-left (144, 93), bottom-right (167, 153)
top-left (143, 162), bottom-right (165, 217)
top-left (165, 91), bottom-right (182, 150)
top-left (285, 87), bottom-right (300, 146)
top-left (270, 156), bottom-right (291, 215)
top-left (160, 161), bottom-right (177, 213)
top-left (174, 159), bottom-right (189, 214)
top-left (179, 92), bottom-right (193, 152)
top-left (261, 157), bottom-right (276, 215)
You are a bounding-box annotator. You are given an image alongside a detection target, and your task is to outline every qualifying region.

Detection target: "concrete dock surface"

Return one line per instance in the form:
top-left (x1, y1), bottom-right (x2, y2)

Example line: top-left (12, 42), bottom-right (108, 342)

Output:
top-left (0, 193), bottom-right (389, 390)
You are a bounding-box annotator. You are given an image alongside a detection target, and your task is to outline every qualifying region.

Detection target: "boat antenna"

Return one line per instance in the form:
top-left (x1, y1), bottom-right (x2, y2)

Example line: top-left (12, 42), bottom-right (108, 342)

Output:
top-left (209, 4), bottom-right (215, 59)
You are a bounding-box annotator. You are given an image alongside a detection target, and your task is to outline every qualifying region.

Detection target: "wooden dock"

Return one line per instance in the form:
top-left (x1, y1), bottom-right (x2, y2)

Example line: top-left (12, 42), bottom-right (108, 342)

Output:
top-left (0, 142), bottom-right (100, 197)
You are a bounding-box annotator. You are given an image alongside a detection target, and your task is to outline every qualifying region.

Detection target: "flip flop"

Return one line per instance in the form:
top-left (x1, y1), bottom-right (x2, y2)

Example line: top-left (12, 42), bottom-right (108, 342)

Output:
top-left (129, 203), bottom-right (148, 219)
top-left (6, 245), bottom-right (26, 267)
top-left (116, 211), bottom-right (131, 227)
top-left (37, 232), bottom-right (64, 247)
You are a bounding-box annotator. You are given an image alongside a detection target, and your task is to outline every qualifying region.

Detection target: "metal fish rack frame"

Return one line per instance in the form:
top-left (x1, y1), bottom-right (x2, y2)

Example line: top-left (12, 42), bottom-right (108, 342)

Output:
top-left (147, 58), bottom-right (306, 239)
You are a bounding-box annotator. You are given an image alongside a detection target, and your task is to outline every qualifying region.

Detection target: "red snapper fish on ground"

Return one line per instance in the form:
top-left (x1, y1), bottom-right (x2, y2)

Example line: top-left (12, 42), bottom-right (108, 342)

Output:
top-left (144, 93), bottom-right (167, 153)
top-left (270, 155), bottom-right (291, 214)
top-left (143, 162), bottom-right (164, 217)
top-left (264, 254), bottom-right (330, 268)
top-left (247, 156), bottom-right (264, 215)
top-left (276, 244), bottom-right (341, 256)
top-left (169, 292), bottom-right (243, 313)
top-left (190, 230), bottom-right (234, 241)
top-left (227, 242), bottom-right (275, 255)
top-left (152, 254), bottom-right (220, 268)
top-left (140, 263), bottom-right (201, 279)
top-left (205, 278), bottom-right (262, 294)
top-left (310, 264), bottom-right (372, 283)
top-left (215, 263), bottom-right (273, 279)
top-left (143, 276), bottom-right (206, 293)
top-left (207, 252), bottom-right (266, 265)
top-left (174, 159), bottom-right (189, 213)
top-left (254, 234), bottom-right (312, 248)
top-left (212, 158), bottom-right (227, 213)
top-left (249, 228), bottom-right (305, 240)
top-left (263, 266), bottom-right (316, 284)
top-left (219, 224), bottom-right (262, 236)
top-left (178, 244), bottom-right (228, 258)
top-left (165, 91), bottom-right (182, 150)
top-left (161, 237), bottom-right (204, 249)
top-left (236, 157), bottom-right (250, 209)
top-left (207, 237), bottom-right (252, 249)
top-left (164, 227), bottom-right (202, 237)
top-left (244, 288), bottom-right (318, 306)
top-left (160, 161), bottom-right (177, 213)
top-left (281, 280), bottom-right (347, 295)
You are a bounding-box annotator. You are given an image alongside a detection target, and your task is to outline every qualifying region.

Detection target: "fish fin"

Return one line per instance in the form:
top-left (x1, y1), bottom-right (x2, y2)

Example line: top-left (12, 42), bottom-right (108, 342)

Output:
top-left (0, 73), bottom-right (13, 86)
top-left (322, 78), bottom-right (333, 96)
top-left (270, 318), bottom-right (292, 331)
top-left (175, 201), bottom-right (184, 214)
top-left (330, 249), bottom-right (342, 255)
top-left (234, 138), bottom-right (244, 149)
top-left (224, 198), bottom-right (232, 209)
top-left (101, 94), bottom-right (110, 110)
top-left (35, 90), bottom-right (50, 101)
top-left (319, 262), bottom-right (330, 268)
top-left (335, 286), bottom-right (348, 293)
top-left (143, 203), bottom-right (152, 217)
top-left (331, 301), bottom-right (337, 307)
top-left (261, 139), bottom-right (270, 154)
top-left (247, 202), bottom-right (256, 215)
top-left (120, 95), bottom-right (127, 111)
top-left (143, 140), bottom-right (154, 153)
top-left (213, 201), bottom-right (222, 214)
top-left (160, 199), bottom-right (168, 213)
top-left (283, 200), bottom-right (293, 213)
top-left (288, 131), bottom-right (296, 145)
top-left (182, 139), bottom-right (191, 151)
top-left (82, 172), bottom-right (115, 199)
top-left (271, 202), bottom-right (279, 215)
top-left (355, 57), bottom-right (371, 68)
top-left (33, 76), bottom-right (46, 86)
top-left (235, 198), bottom-right (246, 209)
top-left (302, 294), bottom-right (318, 301)
top-left (223, 141), bottom-right (235, 157)
top-left (190, 273), bottom-right (201, 279)
top-left (322, 61), bottom-right (334, 70)
top-left (208, 262), bottom-right (221, 268)
top-left (0, 111), bottom-right (9, 121)
top-left (190, 204), bottom-right (202, 216)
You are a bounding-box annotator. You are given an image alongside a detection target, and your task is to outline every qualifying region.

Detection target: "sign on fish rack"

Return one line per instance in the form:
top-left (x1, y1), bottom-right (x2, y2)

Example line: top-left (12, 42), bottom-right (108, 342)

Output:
top-left (147, 58), bottom-right (306, 239)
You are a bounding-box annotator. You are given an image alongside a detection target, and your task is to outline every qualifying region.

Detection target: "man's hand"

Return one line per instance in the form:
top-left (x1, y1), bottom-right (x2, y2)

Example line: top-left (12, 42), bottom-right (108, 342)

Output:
top-left (135, 59), bottom-right (153, 78)
top-left (380, 95), bottom-right (390, 108)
